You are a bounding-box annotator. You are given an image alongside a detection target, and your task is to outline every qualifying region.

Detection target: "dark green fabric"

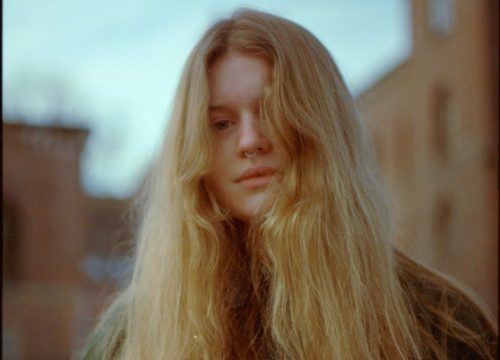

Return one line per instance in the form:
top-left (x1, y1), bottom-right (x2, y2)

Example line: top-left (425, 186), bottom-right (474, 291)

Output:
top-left (80, 254), bottom-right (498, 359)
top-left (398, 253), bottom-right (497, 359)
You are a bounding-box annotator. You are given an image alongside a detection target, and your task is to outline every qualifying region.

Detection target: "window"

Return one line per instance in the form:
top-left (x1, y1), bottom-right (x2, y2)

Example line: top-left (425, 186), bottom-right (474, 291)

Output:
top-left (3, 202), bottom-right (20, 282)
top-left (431, 85), bottom-right (451, 161)
top-left (427, 0), bottom-right (455, 37)
top-left (433, 195), bottom-right (452, 245)
top-left (393, 117), bottom-right (415, 179)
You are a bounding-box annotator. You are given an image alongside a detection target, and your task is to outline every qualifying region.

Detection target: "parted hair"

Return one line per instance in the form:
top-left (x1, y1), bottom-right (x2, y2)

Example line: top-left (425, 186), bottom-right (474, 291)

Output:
top-left (80, 9), bottom-right (496, 359)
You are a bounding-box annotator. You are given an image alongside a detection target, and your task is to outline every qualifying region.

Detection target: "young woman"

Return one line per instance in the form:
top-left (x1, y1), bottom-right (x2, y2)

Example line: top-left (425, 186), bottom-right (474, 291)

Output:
top-left (81, 9), bottom-right (497, 359)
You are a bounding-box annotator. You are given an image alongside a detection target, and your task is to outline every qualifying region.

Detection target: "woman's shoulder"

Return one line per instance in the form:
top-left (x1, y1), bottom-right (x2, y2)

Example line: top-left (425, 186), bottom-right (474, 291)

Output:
top-left (77, 293), bottom-right (128, 360)
top-left (395, 250), bottom-right (497, 359)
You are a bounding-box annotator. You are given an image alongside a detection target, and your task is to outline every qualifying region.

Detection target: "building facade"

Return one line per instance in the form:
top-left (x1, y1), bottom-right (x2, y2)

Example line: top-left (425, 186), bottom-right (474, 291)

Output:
top-left (357, 0), bottom-right (498, 322)
top-left (2, 0), bottom-right (497, 358)
top-left (3, 123), bottom-right (130, 359)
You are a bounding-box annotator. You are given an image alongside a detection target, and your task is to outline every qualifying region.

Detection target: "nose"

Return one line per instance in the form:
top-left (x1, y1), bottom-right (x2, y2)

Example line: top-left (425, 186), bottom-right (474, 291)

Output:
top-left (238, 113), bottom-right (271, 158)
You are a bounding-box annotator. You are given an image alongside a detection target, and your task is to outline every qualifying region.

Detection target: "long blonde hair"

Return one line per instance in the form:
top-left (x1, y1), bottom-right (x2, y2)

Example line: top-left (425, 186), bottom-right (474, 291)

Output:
top-left (81, 9), bottom-right (496, 359)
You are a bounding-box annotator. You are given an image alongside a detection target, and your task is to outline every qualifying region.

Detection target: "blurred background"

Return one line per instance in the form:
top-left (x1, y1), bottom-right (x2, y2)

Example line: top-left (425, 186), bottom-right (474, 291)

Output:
top-left (2, 0), bottom-right (497, 358)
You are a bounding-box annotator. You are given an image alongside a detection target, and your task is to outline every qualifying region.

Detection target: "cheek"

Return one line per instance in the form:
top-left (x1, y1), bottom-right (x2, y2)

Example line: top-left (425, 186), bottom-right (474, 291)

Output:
top-left (207, 173), bottom-right (233, 213)
top-left (207, 139), bottom-right (239, 206)
top-left (210, 154), bottom-right (227, 183)
top-left (209, 170), bottom-right (224, 193)
top-left (207, 157), bottom-right (230, 200)
top-left (211, 141), bottom-right (234, 177)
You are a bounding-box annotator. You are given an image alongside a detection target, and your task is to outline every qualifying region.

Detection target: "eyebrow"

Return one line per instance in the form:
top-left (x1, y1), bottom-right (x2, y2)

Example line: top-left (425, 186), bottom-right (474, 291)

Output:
top-left (208, 105), bottom-right (229, 112)
top-left (209, 98), bottom-right (262, 112)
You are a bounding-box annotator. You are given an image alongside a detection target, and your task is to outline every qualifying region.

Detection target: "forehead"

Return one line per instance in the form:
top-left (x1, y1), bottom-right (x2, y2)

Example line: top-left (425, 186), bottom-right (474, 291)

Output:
top-left (208, 52), bottom-right (270, 107)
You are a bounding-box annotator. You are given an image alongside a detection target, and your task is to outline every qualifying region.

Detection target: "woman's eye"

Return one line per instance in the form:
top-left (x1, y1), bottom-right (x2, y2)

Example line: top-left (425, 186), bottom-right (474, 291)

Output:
top-left (212, 119), bottom-right (233, 130)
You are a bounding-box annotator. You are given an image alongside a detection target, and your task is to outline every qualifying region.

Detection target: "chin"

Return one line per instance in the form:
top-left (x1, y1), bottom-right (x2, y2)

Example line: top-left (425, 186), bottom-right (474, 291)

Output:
top-left (233, 195), bottom-right (269, 223)
top-left (231, 206), bottom-right (259, 223)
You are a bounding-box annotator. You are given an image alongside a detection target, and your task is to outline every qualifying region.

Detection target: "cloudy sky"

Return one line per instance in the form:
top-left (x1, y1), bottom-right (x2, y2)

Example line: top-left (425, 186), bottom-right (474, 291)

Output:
top-left (3, 0), bottom-right (412, 198)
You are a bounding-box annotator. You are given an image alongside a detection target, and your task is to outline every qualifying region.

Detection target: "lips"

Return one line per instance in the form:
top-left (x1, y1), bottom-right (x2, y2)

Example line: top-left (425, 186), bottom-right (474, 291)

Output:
top-left (236, 166), bottom-right (276, 189)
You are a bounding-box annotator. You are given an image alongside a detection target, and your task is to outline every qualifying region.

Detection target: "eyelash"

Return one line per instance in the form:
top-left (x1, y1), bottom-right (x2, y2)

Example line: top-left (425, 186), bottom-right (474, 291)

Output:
top-left (211, 119), bottom-right (234, 131)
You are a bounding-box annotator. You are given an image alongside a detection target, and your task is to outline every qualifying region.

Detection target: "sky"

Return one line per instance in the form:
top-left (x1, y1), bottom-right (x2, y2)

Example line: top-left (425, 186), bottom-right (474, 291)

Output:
top-left (3, 0), bottom-right (412, 198)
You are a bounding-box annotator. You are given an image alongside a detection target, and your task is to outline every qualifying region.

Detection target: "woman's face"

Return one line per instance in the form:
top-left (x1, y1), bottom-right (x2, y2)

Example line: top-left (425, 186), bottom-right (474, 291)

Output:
top-left (207, 51), bottom-right (282, 222)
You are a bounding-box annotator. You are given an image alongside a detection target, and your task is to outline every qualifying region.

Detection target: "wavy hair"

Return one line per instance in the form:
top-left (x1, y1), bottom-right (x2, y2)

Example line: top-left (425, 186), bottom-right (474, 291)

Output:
top-left (80, 9), bottom-right (496, 359)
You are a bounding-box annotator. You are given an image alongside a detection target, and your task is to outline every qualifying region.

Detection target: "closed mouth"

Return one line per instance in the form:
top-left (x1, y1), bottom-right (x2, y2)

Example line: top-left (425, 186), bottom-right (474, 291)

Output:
top-left (237, 166), bottom-right (276, 182)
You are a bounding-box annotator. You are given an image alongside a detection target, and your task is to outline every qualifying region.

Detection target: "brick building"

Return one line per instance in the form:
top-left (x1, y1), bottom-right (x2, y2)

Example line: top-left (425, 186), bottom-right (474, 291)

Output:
top-left (2, 0), bottom-right (497, 358)
top-left (2, 123), bottom-right (131, 359)
top-left (357, 0), bottom-right (498, 322)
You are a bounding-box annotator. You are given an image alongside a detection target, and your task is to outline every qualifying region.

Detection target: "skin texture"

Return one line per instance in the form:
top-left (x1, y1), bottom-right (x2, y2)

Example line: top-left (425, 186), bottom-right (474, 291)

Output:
top-left (208, 51), bottom-right (281, 222)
